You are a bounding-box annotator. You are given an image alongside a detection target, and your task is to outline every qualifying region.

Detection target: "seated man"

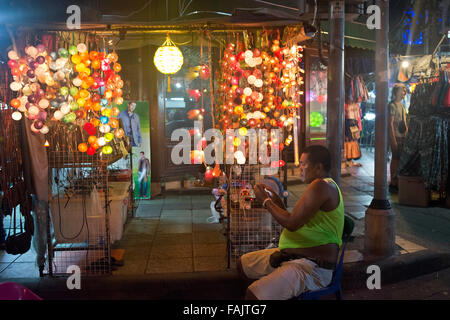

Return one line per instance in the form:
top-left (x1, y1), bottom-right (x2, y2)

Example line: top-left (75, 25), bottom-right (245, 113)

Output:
top-left (237, 145), bottom-right (344, 300)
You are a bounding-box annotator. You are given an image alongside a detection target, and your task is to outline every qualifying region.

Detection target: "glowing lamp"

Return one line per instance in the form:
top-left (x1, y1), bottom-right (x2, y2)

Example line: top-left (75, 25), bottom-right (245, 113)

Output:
top-left (154, 35), bottom-right (184, 92)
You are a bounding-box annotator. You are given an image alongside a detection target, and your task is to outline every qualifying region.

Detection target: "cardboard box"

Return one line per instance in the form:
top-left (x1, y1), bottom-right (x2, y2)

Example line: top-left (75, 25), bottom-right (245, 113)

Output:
top-left (398, 176), bottom-right (430, 207)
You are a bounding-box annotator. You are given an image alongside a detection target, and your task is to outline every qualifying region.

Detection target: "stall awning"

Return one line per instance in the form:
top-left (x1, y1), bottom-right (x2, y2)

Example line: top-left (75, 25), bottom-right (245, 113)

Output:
top-left (320, 21), bottom-right (376, 51)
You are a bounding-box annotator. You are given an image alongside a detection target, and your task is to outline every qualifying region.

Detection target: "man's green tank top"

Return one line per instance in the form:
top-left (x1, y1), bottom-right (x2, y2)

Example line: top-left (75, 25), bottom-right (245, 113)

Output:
top-left (278, 178), bottom-right (344, 250)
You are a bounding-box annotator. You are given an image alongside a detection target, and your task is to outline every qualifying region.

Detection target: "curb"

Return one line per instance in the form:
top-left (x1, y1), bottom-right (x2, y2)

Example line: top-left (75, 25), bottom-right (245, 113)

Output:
top-left (342, 250), bottom-right (450, 290)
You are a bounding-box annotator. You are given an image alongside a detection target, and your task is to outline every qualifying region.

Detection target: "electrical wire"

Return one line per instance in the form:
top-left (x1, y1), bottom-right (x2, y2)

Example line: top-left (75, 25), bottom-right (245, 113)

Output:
top-left (103, 0), bottom-right (153, 18)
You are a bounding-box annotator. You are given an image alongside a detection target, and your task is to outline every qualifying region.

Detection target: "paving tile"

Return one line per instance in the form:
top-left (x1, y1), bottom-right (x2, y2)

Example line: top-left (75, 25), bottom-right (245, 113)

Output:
top-left (153, 233), bottom-right (192, 246)
top-left (194, 256), bottom-right (228, 272)
top-left (136, 206), bottom-right (162, 218)
top-left (193, 231), bottom-right (227, 244)
top-left (159, 216), bottom-right (192, 225)
top-left (116, 237), bottom-right (154, 248)
top-left (123, 223), bottom-right (158, 235)
top-left (146, 257), bottom-right (194, 273)
top-left (149, 243), bottom-right (193, 259)
top-left (193, 243), bottom-right (227, 257)
top-left (395, 236), bottom-right (427, 253)
top-left (157, 224), bottom-right (192, 234)
top-left (192, 209), bottom-right (213, 216)
top-left (160, 209), bottom-right (192, 217)
top-left (163, 203), bottom-right (193, 210)
top-left (0, 252), bottom-right (22, 263)
top-left (0, 262), bottom-right (40, 278)
top-left (193, 214), bottom-right (214, 224)
top-left (112, 260), bottom-right (147, 275)
top-left (15, 250), bottom-right (38, 263)
top-left (121, 245), bottom-right (151, 258)
top-left (193, 223), bottom-right (223, 232)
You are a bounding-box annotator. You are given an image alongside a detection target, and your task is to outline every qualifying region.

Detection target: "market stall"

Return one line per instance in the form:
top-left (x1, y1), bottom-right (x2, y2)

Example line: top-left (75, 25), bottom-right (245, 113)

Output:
top-left (5, 33), bottom-right (134, 276)
top-left (391, 53), bottom-right (450, 207)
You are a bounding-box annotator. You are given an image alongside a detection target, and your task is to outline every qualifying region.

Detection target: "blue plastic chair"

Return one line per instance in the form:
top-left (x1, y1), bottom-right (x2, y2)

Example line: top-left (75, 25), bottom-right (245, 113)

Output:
top-left (297, 216), bottom-right (354, 300)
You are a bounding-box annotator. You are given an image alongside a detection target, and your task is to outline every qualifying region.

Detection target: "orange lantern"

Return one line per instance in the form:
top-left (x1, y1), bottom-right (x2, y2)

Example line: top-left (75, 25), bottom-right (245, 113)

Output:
top-left (109, 118), bottom-right (119, 128)
top-left (88, 135), bottom-right (98, 145)
top-left (113, 63), bottom-right (122, 73)
top-left (78, 143), bottom-right (88, 152)
top-left (91, 59), bottom-right (101, 69)
top-left (91, 118), bottom-right (101, 127)
top-left (10, 98), bottom-right (20, 108)
top-left (112, 107), bottom-right (120, 116)
top-left (89, 51), bottom-right (98, 60)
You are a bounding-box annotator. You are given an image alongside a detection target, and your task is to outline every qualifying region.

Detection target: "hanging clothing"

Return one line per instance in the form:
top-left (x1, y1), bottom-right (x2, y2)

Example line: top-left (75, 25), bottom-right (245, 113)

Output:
top-left (398, 116), bottom-right (448, 191)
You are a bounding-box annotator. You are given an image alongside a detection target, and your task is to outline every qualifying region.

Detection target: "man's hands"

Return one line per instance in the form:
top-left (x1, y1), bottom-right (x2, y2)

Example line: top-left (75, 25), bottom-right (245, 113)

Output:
top-left (254, 184), bottom-right (286, 209)
top-left (253, 184), bottom-right (272, 202)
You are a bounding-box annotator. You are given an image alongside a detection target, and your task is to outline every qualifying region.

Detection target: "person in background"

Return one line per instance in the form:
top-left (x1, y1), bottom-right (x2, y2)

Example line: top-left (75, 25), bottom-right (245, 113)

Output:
top-left (388, 84), bottom-right (408, 193)
top-left (118, 101), bottom-right (142, 147)
top-left (237, 145), bottom-right (344, 300)
top-left (138, 151), bottom-right (150, 198)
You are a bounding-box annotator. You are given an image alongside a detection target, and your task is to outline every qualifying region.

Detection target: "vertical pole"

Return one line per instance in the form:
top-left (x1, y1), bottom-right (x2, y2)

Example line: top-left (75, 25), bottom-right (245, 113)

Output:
top-left (365, 0), bottom-right (396, 260)
top-left (326, 1), bottom-right (345, 186)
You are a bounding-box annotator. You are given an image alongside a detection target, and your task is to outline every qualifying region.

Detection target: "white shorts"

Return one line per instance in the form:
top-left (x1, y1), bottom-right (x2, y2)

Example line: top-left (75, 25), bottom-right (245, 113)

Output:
top-left (240, 248), bottom-right (333, 300)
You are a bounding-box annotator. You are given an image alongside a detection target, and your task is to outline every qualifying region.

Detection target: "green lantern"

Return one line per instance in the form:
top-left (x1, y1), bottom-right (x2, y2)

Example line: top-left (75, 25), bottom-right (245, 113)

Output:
top-left (310, 111), bottom-right (324, 127)
top-left (68, 45), bottom-right (78, 56)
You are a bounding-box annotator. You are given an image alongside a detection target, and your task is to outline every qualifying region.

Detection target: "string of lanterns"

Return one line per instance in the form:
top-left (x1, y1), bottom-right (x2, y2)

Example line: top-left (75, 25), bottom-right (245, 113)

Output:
top-left (7, 42), bottom-right (125, 155)
top-left (215, 34), bottom-right (304, 168)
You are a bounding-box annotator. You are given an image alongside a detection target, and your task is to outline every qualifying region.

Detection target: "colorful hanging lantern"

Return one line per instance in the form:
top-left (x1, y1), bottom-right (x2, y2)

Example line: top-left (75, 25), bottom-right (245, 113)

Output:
top-left (153, 34), bottom-right (184, 92)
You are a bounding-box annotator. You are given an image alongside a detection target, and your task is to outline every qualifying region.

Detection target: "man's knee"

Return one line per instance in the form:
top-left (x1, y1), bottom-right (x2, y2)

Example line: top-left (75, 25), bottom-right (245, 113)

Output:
top-left (236, 257), bottom-right (246, 278)
top-left (245, 288), bottom-right (258, 300)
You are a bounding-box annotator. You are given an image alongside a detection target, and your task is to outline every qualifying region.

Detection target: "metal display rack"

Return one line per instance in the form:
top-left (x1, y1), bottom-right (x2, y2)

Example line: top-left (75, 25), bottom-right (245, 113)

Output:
top-left (47, 151), bottom-right (111, 276)
top-left (45, 150), bottom-right (111, 276)
top-left (225, 164), bottom-right (284, 268)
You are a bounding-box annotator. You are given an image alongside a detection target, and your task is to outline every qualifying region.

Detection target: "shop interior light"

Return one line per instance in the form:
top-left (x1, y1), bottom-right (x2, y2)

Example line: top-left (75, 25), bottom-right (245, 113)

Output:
top-left (364, 112), bottom-right (376, 121)
top-left (401, 60), bottom-right (410, 68)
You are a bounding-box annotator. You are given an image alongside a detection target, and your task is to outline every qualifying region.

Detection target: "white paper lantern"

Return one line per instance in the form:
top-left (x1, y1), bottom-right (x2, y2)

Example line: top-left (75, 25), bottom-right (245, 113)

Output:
top-left (40, 125), bottom-right (49, 134)
top-left (244, 50), bottom-right (253, 59)
top-left (26, 46), bottom-right (38, 58)
top-left (60, 103), bottom-right (70, 115)
top-left (243, 87), bottom-right (252, 96)
top-left (12, 111), bottom-right (22, 121)
top-left (254, 79), bottom-right (264, 88)
top-left (247, 75), bottom-right (256, 85)
top-left (254, 57), bottom-right (263, 65)
top-left (99, 124), bottom-right (111, 133)
top-left (257, 92), bottom-right (264, 102)
top-left (72, 77), bottom-right (82, 87)
top-left (54, 110), bottom-right (63, 120)
top-left (18, 105), bottom-right (27, 113)
top-left (38, 99), bottom-right (49, 109)
top-left (28, 106), bottom-right (39, 116)
top-left (77, 43), bottom-right (87, 53)
top-left (97, 137), bottom-right (106, 146)
top-left (10, 82), bottom-right (22, 91)
top-left (8, 50), bottom-right (19, 60)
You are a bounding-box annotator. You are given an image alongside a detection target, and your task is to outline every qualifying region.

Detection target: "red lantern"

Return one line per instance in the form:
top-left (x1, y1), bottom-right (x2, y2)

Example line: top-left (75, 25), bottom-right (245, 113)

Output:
top-left (200, 65), bottom-right (210, 80)
top-left (205, 166), bottom-right (214, 182)
top-left (87, 146), bottom-right (96, 155)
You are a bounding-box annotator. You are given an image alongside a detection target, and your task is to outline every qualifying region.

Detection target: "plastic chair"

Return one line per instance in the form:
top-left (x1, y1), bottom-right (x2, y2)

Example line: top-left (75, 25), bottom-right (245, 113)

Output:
top-left (0, 282), bottom-right (42, 300)
top-left (297, 216), bottom-right (355, 300)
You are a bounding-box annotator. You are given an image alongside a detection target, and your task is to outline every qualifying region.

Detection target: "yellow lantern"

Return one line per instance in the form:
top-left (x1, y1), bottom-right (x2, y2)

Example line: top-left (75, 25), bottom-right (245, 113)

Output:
top-left (154, 34), bottom-right (184, 92)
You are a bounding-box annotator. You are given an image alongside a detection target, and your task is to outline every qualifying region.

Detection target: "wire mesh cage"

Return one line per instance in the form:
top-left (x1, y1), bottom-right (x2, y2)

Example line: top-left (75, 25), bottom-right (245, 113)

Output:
top-left (226, 164), bottom-right (283, 265)
top-left (46, 150), bottom-right (111, 276)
